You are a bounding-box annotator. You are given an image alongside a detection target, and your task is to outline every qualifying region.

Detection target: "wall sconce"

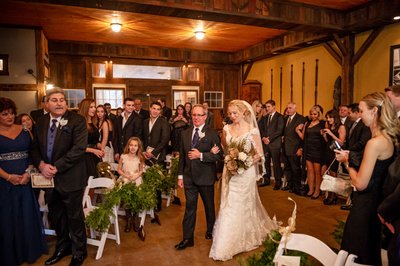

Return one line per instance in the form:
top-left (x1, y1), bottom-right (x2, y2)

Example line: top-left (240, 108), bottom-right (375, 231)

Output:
top-left (394, 15), bottom-right (400, 20)
top-left (194, 30), bottom-right (205, 40)
top-left (110, 22), bottom-right (122, 32)
top-left (27, 69), bottom-right (54, 90)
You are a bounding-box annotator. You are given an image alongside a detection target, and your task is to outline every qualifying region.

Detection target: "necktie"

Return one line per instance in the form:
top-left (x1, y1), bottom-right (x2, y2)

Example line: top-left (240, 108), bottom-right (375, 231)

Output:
top-left (192, 128), bottom-right (199, 148)
top-left (47, 119), bottom-right (58, 162)
top-left (268, 115), bottom-right (272, 126)
top-left (349, 121), bottom-right (357, 137)
top-left (286, 116), bottom-right (292, 127)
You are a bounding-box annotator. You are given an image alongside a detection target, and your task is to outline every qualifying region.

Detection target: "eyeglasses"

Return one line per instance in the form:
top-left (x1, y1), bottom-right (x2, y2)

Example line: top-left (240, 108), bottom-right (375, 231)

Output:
top-left (192, 114), bottom-right (205, 117)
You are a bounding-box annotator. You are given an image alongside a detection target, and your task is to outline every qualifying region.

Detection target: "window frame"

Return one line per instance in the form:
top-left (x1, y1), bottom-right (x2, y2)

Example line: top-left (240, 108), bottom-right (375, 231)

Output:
top-left (204, 91), bottom-right (224, 109)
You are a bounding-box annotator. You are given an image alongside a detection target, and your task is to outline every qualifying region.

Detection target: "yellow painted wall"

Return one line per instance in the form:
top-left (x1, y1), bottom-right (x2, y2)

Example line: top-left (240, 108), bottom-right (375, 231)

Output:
top-left (247, 22), bottom-right (400, 115)
top-left (354, 23), bottom-right (400, 101)
top-left (247, 46), bottom-right (341, 116)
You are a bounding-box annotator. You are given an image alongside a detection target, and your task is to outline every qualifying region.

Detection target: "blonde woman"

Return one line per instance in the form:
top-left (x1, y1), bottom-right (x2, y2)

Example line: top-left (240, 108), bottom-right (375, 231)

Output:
top-left (251, 100), bottom-right (263, 122)
top-left (336, 92), bottom-right (400, 265)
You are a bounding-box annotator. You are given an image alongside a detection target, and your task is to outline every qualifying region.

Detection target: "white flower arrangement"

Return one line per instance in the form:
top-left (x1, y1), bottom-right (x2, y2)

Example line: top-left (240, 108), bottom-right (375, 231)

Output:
top-left (224, 137), bottom-right (256, 179)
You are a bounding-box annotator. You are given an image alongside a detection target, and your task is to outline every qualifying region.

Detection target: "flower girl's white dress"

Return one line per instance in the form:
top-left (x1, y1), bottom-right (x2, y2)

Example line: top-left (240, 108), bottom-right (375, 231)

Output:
top-left (209, 125), bottom-right (277, 261)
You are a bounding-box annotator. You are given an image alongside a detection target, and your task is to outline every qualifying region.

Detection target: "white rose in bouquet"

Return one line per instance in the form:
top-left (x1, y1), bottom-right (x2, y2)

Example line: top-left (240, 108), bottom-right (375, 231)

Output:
top-left (237, 168), bottom-right (245, 175)
top-left (238, 152), bottom-right (247, 161)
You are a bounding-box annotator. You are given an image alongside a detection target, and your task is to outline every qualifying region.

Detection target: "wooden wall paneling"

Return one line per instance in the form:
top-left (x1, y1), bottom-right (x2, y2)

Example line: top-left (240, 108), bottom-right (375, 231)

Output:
top-left (239, 80), bottom-right (262, 105)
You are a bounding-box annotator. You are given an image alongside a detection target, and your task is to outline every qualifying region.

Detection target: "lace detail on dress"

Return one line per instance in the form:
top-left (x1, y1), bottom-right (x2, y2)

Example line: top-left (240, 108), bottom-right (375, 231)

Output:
top-left (0, 151), bottom-right (29, 161)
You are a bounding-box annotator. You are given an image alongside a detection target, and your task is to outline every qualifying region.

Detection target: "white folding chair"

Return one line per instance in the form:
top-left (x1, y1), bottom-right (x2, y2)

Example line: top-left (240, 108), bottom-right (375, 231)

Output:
top-left (273, 233), bottom-right (348, 266)
top-left (344, 254), bottom-right (373, 266)
top-left (83, 176), bottom-right (120, 260)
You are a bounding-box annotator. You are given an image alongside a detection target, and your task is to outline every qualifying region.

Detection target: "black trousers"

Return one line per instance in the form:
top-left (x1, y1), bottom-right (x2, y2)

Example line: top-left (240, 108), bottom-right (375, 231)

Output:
top-left (46, 188), bottom-right (87, 256)
top-left (283, 154), bottom-right (302, 189)
top-left (264, 145), bottom-right (282, 185)
top-left (182, 183), bottom-right (215, 240)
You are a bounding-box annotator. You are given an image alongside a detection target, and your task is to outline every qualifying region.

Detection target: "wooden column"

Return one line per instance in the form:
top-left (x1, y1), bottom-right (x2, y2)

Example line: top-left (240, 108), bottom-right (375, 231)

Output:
top-left (341, 35), bottom-right (354, 105)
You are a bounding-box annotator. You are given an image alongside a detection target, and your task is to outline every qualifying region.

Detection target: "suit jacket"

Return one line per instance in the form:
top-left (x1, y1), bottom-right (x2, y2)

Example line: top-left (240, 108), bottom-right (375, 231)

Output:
top-left (162, 106), bottom-right (172, 121)
top-left (259, 112), bottom-right (284, 149)
top-left (114, 112), bottom-right (143, 154)
top-left (347, 119), bottom-right (371, 152)
top-left (30, 108), bottom-right (46, 124)
top-left (136, 109), bottom-right (150, 120)
top-left (205, 111), bottom-right (214, 128)
top-left (31, 111), bottom-right (88, 192)
top-left (143, 116), bottom-right (171, 163)
top-left (108, 112), bottom-right (117, 128)
top-left (342, 116), bottom-right (353, 132)
top-left (283, 113), bottom-right (306, 156)
top-left (178, 125), bottom-right (223, 186)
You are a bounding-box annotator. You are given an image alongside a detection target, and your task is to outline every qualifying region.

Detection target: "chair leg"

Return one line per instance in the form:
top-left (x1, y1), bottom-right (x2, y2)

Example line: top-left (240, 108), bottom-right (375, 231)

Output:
top-left (95, 232), bottom-right (108, 260)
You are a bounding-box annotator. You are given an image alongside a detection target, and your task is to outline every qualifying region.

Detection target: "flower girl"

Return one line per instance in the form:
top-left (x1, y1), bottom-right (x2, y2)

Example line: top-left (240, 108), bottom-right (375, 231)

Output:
top-left (117, 137), bottom-right (146, 241)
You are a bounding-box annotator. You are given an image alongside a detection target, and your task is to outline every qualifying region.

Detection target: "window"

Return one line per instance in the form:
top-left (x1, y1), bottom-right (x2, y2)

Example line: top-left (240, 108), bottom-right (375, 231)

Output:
top-left (92, 63), bottom-right (106, 78)
top-left (204, 91), bottom-right (223, 109)
top-left (93, 84), bottom-right (125, 109)
top-left (63, 89), bottom-right (85, 109)
top-left (113, 64), bottom-right (182, 80)
top-left (171, 86), bottom-right (199, 109)
top-left (187, 67), bottom-right (200, 81)
top-left (0, 54), bottom-right (9, 76)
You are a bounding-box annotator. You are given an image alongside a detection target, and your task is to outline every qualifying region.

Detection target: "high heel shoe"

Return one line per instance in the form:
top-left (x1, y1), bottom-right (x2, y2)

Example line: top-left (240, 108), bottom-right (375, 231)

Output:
top-left (306, 191), bottom-right (314, 197)
top-left (311, 191), bottom-right (321, 199)
top-left (323, 192), bottom-right (338, 205)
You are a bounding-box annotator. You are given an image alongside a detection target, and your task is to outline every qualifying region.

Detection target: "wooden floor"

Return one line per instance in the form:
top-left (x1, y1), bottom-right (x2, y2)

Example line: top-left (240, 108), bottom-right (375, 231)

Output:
top-left (29, 182), bottom-right (348, 266)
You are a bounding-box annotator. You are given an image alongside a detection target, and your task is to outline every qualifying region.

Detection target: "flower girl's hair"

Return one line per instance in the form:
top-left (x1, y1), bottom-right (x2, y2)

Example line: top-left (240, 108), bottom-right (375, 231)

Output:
top-left (123, 137), bottom-right (145, 165)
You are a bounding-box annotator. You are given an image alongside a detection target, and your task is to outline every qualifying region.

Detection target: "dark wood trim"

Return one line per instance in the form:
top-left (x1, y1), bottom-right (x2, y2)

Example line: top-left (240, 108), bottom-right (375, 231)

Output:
top-left (242, 62), bottom-right (253, 82)
top-left (323, 43), bottom-right (342, 65)
top-left (352, 27), bottom-right (383, 65)
top-left (333, 34), bottom-right (347, 57)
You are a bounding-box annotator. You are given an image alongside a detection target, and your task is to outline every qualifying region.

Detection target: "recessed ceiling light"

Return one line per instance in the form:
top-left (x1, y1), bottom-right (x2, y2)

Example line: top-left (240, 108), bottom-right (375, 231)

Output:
top-left (110, 22), bottom-right (122, 32)
top-left (194, 31), bottom-right (205, 40)
top-left (394, 16), bottom-right (400, 20)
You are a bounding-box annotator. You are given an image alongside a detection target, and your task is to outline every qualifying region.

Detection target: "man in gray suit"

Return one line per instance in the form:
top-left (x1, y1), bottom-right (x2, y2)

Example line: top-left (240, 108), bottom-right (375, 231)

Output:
top-left (175, 104), bottom-right (223, 250)
top-left (203, 102), bottom-right (214, 128)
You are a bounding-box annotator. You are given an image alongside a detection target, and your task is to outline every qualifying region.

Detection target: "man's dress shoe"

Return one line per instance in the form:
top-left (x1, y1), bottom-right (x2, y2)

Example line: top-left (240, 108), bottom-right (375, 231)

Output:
top-left (258, 178), bottom-right (270, 187)
top-left (205, 232), bottom-right (213, 240)
top-left (45, 248), bottom-right (72, 265)
top-left (273, 184), bottom-right (281, 190)
top-left (69, 254), bottom-right (86, 266)
top-left (175, 239), bottom-right (194, 250)
top-left (341, 204), bottom-right (352, 211)
top-left (281, 186), bottom-right (291, 191)
top-left (151, 213), bottom-right (161, 225)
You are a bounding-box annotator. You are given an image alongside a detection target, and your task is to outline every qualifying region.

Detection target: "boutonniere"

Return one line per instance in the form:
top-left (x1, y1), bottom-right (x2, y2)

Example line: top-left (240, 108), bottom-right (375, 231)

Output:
top-left (198, 131), bottom-right (206, 141)
top-left (59, 118), bottom-right (68, 128)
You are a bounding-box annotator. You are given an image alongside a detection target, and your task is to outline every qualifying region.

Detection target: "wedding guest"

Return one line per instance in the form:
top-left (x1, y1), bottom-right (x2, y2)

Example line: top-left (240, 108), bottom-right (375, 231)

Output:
top-left (31, 88), bottom-right (88, 265)
top-left (169, 104), bottom-right (190, 155)
top-left (78, 98), bottom-right (104, 177)
top-left (339, 104), bottom-right (353, 130)
top-left (209, 100), bottom-right (276, 261)
top-left (184, 102), bottom-right (192, 117)
top-left (321, 109), bottom-right (346, 205)
top-left (104, 102), bottom-right (117, 127)
top-left (203, 102), bottom-right (215, 128)
top-left (116, 107), bottom-right (123, 117)
top-left (0, 97), bottom-right (47, 265)
top-left (297, 105), bottom-right (325, 199)
top-left (175, 104), bottom-right (223, 251)
top-left (157, 98), bottom-right (172, 120)
top-left (258, 100), bottom-right (284, 189)
top-left (134, 98), bottom-right (150, 120)
top-left (336, 92), bottom-right (400, 265)
top-left (15, 113), bottom-right (35, 139)
top-left (96, 105), bottom-right (114, 163)
top-left (251, 100), bottom-right (263, 122)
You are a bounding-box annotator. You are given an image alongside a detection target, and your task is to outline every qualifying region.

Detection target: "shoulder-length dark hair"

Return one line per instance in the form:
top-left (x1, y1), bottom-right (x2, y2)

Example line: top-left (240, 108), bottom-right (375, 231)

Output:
top-left (0, 97), bottom-right (17, 114)
top-left (325, 109), bottom-right (341, 129)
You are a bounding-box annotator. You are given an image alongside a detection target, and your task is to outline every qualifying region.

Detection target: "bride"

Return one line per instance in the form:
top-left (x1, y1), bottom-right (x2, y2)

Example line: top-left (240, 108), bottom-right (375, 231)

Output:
top-left (209, 100), bottom-right (277, 261)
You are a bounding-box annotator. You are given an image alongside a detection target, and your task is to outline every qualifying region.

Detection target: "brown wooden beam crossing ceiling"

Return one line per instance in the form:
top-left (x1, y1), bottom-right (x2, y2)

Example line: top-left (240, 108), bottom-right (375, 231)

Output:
top-left (0, 0), bottom-right (399, 64)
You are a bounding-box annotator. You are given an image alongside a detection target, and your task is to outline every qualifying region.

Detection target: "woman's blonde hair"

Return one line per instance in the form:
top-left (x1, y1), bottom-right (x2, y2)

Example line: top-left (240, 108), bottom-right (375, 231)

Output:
top-left (78, 98), bottom-right (97, 132)
top-left (309, 105), bottom-right (323, 120)
top-left (361, 91), bottom-right (400, 146)
top-left (229, 100), bottom-right (253, 125)
top-left (123, 137), bottom-right (145, 165)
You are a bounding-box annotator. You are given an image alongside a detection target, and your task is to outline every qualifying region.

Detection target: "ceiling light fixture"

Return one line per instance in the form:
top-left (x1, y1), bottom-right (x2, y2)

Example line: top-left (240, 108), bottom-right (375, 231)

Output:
top-left (110, 22), bottom-right (122, 32)
top-left (194, 30), bottom-right (205, 40)
top-left (394, 16), bottom-right (400, 20)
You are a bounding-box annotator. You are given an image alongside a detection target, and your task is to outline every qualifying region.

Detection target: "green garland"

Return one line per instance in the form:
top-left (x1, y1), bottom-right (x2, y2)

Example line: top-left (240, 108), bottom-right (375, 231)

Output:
top-left (331, 220), bottom-right (345, 246)
top-left (85, 158), bottom-right (179, 232)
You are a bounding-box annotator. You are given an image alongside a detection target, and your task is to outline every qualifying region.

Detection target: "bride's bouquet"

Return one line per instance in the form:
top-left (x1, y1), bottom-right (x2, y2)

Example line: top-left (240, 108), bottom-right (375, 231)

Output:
top-left (224, 137), bottom-right (256, 178)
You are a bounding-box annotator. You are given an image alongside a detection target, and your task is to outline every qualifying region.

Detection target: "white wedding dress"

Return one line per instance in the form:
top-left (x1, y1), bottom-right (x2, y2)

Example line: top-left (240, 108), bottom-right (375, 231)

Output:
top-left (209, 125), bottom-right (277, 261)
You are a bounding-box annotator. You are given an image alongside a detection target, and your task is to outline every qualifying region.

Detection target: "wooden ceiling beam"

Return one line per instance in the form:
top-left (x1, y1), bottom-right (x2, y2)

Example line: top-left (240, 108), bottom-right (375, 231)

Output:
top-left (323, 43), bottom-right (342, 65)
top-left (23, 0), bottom-right (345, 30)
top-left (352, 26), bottom-right (383, 65)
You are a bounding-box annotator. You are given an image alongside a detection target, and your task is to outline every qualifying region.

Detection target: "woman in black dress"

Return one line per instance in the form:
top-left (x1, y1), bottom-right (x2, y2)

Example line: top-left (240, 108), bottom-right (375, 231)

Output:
top-left (78, 98), bottom-right (104, 177)
top-left (322, 109), bottom-right (347, 204)
top-left (336, 92), bottom-right (400, 265)
top-left (96, 105), bottom-right (114, 163)
top-left (169, 104), bottom-right (190, 155)
top-left (297, 105), bottom-right (325, 199)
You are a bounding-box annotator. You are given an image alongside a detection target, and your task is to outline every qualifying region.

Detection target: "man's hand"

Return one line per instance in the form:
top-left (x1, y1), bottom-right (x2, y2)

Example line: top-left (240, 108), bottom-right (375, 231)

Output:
top-left (114, 153), bottom-right (120, 162)
top-left (296, 148), bottom-right (303, 157)
top-left (262, 137), bottom-right (270, 145)
top-left (144, 152), bottom-right (154, 160)
top-left (178, 179), bottom-right (184, 188)
top-left (188, 148), bottom-right (201, 160)
top-left (378, 213), bottom-right (395, 234)
top-left (39, 162), bottom-right (57, 179)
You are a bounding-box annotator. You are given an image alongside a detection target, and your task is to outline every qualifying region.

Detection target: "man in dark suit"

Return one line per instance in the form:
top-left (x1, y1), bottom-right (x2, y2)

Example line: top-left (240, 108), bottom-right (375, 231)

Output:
top-left (31, 88), bottom-right (88, 266)
top-left (203, 102), bottom-right (214, 128)
top-left (30, 96), bottom-right (48, 123)
top-left (143, 101), bottom-right (171, 212)
top-left (175, 104), bottom-right (223, 250)
top-left (258, 99), bottom-right (285, 190)
top-left (114, 98), bottom-right (143, 162)
top-left (341, 103), bottom-right (371, 210)
top-left (282, 102), bottom-right (306, 195)
top-left (104, 102), bottom-right (117, 127)
top-left (134, 98), bottom-right (150, 120)
top-left (339, 104), bottom-right (352, 130)
top-left (157, 98), bottom-right (172, 121)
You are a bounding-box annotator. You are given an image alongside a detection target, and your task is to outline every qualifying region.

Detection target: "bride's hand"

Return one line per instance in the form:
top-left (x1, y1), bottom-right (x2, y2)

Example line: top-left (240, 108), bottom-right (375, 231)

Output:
top-left (253, 154), bottom-right (261, 164)
top-left (210, 144), bottom-right (220, 154)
